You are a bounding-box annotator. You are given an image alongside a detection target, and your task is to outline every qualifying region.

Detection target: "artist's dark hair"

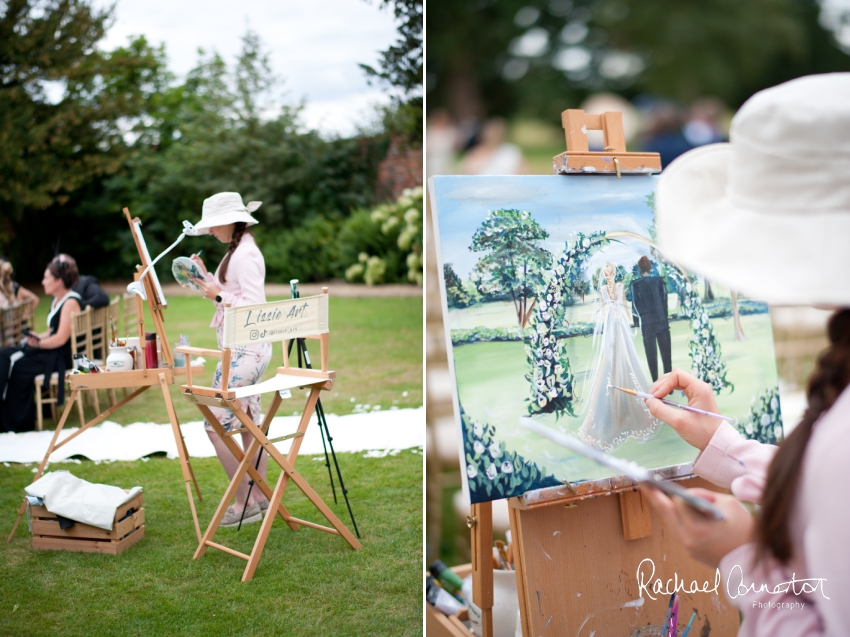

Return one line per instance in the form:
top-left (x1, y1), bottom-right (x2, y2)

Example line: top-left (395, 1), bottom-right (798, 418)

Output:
top-left (637, 256), bottom-right (652, 274)
top-left (758, 308), bottom-right (850, 563)
top-left (47, 254), bottom-right (79, 290)
top-left (218, 222), bottom-right (249, 284)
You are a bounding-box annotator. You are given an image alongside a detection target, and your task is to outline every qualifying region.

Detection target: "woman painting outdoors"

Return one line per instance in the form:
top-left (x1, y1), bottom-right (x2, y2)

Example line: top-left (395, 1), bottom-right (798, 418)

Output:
top-left (578, 261), bottom-right (661, 451)
top-left (640, 73), bottom-right (850, 635)
top-left (189, 192), bottom-right (272, 527)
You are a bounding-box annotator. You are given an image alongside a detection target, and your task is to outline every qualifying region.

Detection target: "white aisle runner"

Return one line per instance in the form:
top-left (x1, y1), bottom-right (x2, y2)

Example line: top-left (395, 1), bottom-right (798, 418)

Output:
top-left (0, 407), bottom-right (424, 464)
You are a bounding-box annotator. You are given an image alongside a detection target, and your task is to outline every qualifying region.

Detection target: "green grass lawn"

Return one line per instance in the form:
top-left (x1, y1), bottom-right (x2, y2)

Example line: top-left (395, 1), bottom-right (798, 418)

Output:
top-left (31, 295), bottom-right (422, 426)
top-left (451, 312), bottom-right (778, 484)
top-left (0, 451), bottom-right (423, 636)
top-left (2, 294), bottom-right (424, 635)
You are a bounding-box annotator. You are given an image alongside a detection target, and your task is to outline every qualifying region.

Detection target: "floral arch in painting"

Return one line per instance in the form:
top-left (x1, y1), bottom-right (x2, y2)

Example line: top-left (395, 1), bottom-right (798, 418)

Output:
top-left (525, 230), bottom-right (732, 418)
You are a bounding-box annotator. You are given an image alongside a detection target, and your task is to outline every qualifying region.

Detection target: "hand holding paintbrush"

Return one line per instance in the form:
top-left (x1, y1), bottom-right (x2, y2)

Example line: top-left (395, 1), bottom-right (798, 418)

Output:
top-left (620, 369), bottom-right (731, 452)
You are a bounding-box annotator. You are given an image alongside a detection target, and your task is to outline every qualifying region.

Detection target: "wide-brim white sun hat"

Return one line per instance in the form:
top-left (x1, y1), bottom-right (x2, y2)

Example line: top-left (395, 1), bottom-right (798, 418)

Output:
top-left (193, 192), bottom-right (261, 234)
top-left (655, 73), bottom-right (850, 307)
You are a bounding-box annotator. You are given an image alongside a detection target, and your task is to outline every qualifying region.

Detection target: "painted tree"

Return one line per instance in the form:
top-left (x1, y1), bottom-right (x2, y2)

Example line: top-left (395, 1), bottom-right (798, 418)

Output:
top-left (470, 209), bottom-right (552, 328)
top-left (443, 263), bottom-right (471, 308)
top-left (526, 231), bottom-right (610, 416)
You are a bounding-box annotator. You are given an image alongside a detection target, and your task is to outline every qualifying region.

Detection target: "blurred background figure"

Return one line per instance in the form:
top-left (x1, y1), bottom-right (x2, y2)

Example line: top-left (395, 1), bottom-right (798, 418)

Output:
top-left (683, 97), bottom-right (728, 147)
top-left (426, 109), bottom-right (458, 177)
top-left (0, 258), bottom-right (39, 311)
top-left (56, 255), bottom-right (109, 309)
top-left (460, 117), bottom-right (528, 175)
top-left (636, 99), bottom-right (691, 168)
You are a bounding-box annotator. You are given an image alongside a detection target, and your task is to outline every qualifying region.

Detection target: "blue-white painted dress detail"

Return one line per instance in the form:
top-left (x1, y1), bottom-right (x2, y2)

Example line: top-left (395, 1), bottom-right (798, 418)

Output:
top-left (578, 282), bottom-right (661, 451)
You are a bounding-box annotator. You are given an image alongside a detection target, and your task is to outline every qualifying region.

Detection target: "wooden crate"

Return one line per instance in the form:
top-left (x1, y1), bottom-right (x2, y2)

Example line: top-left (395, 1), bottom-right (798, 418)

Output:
top-left (30, 492), bottom-right (145, 555)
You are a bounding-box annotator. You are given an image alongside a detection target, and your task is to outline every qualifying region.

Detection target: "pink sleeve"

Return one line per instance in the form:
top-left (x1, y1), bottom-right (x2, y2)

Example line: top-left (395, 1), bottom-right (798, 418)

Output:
top-left (719, 545), bottom-right (825, 636)
top-left (692, 422), bottom-right (777, 503)
top-left (219, 248), bottom-right (265, 308)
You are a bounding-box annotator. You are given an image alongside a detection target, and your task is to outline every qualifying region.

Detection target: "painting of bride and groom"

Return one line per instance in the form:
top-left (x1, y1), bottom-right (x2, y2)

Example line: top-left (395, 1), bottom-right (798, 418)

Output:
top-left (431, 175), bottom-right (782, 503)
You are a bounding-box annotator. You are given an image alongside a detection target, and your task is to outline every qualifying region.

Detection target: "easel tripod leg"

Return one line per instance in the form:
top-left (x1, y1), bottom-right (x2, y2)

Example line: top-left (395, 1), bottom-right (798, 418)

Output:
top-left (315, 398), bottom-right (360, 538)
top-left (159, 373), bottom-right (202, 542)
top-left (471, 501), bottom-right (494, 637)
top-left (294, 337), bottom-right (360, 536)
top-left (7, 390), bottom-right (79, 543)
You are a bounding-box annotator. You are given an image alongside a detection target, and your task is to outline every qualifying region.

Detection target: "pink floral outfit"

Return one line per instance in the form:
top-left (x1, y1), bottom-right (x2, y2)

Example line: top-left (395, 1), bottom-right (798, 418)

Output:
top-left (203, 234), bottom-right (272, 432)
top-left (693, 386), bottom-right (850, 635)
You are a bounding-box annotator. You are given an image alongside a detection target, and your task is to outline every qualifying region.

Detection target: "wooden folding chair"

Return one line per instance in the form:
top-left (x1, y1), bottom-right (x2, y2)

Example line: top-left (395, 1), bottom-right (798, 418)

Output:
top-left (35, 306), bottom-right (88, 431)
top-left (90, 301), bottom-right (118, 407)
top-left (122, 292), bottom-right (138, 339)
top-left (176, 288), bottom-right (362, 582)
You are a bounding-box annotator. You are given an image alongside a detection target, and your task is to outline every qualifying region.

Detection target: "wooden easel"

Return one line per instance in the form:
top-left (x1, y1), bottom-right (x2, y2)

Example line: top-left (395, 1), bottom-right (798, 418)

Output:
top-left (7, 208), bottom-right (206, 544)
top-left (462, 112), bottom-right (738, 636)
top-left (177, 290), bottom-right (361, 582)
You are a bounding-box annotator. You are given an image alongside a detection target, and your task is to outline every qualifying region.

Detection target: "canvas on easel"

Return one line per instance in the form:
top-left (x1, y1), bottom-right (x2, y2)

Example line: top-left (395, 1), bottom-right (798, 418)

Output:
top-left (430, 172), bottom-right (781, 507)
top-left (7, 208), bottom-right (206, 544)
top-left (429, 110), bottom-right (779, 637)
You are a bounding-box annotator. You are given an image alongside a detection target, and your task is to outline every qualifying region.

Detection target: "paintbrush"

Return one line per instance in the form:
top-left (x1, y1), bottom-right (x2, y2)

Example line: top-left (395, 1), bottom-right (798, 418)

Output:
top-left (521, 419), bottom-right (725, 520)
top-left (661, 593), bottom-right (674, 637)
top-left (495, 540), bottom-right (512, 570)
top-left (681, 611), bottom-right (697, 637)
top-left (610, 385), bottom-right (738, 425)
top-left (669, 595), bottom-right (679, 637)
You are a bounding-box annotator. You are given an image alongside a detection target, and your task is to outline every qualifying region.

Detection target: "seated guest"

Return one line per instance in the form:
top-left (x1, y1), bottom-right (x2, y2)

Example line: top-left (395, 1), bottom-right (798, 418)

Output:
top-left (0, 257), bottom-right (40, 311)
top-left (0, 257), bottom-right (81, 432)
top-left (57, 254), bottom-right (109, 309)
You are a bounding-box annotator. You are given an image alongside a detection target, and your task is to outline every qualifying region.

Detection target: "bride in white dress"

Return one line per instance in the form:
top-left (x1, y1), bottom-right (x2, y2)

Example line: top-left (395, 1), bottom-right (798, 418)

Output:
top-left (578, 262), bottom-right (661, 451)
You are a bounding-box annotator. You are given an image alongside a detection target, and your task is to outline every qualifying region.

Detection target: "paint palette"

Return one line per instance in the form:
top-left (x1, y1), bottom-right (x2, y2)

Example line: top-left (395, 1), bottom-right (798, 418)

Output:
top-left (171, 257), bottom-right (204, 291)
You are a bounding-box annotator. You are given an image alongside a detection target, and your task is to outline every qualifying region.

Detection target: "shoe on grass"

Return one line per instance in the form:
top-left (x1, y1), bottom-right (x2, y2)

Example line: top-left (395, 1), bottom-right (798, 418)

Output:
top-left (257, 499), bottom-right (269, 515)
top-left (220, 503), bottom-right (262, 527)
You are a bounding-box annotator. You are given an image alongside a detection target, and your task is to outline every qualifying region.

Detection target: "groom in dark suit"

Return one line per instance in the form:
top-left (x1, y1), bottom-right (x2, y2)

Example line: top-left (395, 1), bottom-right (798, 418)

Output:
top-left (630, 256), bottom-right (672, 382)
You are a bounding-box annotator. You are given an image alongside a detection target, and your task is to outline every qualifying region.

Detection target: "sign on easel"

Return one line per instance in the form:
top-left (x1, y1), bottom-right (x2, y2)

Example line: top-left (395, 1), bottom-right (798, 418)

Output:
top-left (222, 294), bottom-right (329, 347)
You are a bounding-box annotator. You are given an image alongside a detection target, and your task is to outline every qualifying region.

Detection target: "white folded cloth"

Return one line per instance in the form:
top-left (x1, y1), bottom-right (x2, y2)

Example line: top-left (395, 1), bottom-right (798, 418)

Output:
top-left (25, 471), bottom-right (142, 530)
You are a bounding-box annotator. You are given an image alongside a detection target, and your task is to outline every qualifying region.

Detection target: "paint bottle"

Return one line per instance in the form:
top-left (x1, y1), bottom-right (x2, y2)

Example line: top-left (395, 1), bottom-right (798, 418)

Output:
top-left (426, 575), bottom-right (465, 617)
top-left (429, 560), bottom-right (465, 596)
top-left (144, 332), bottom-right (158, 369)
top-left (73, 353), bottom-right (90, 374)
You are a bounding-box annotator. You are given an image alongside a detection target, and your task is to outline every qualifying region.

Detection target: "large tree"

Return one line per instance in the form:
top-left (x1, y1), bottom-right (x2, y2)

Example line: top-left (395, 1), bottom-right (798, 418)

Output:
top-left (0, 0), bottom-right (163, 220)
top-left (361, 0), bottom-right (422, 143)
top-left (470, 209), bottom-right (551, 328)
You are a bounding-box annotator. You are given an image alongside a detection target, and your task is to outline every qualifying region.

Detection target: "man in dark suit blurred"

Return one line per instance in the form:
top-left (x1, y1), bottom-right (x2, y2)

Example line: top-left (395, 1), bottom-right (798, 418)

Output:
top-left (630, 256), bottom-right (671, 382)
top-left (57, 254), bottom-right (109, 308)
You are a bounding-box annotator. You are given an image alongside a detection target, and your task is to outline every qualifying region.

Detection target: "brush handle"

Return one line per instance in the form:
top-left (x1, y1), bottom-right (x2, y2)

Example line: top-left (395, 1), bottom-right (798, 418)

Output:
top-left (635, 391), bottom-right (737, 424)
top-left (681, 612), bottom-right (697, 637)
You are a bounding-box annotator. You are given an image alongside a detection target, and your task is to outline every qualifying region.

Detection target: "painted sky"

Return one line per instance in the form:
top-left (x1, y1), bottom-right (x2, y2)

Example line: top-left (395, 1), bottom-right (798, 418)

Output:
top-left (93, 0), bottom-right (398, 136)
top-left (431, 175), bottom-right (660, 282)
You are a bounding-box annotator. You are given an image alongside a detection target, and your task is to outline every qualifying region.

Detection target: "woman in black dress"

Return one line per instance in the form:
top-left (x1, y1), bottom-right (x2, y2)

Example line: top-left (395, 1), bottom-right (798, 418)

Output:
top-left (0, 258), bottom-right (81, 432)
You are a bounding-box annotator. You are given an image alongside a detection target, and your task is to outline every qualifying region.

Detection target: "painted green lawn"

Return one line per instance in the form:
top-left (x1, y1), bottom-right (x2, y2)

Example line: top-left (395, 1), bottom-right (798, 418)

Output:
top-left (31, 295), bottom-right (422, 426)
top-left (451, 313), bottom-right (778, 484)
top-left (0, 451), bottom-right (422, 636)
